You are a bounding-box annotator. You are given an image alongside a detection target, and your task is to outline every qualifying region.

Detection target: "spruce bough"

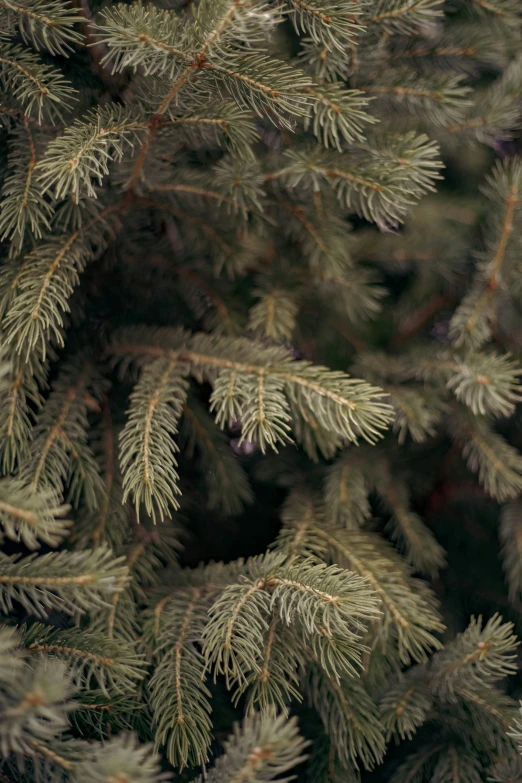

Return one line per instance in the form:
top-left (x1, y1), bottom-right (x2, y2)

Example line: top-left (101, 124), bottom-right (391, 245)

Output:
top-left (1, 0), bottom-right (522, 781)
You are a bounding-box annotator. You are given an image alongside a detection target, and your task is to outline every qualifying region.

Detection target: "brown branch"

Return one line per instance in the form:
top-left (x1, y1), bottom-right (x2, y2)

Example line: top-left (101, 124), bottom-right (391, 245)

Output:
top-left (391, 292), bottom-right (454, 347)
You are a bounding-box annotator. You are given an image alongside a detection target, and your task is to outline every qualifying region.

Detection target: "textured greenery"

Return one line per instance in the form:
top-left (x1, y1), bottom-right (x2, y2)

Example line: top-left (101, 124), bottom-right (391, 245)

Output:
top-left (1, 1), bottom-right (522, 782)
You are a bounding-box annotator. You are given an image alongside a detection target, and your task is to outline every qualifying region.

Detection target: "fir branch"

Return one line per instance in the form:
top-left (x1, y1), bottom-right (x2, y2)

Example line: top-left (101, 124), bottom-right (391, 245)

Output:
top-left (213, 157), bottom-right (266, 218)
top-left (445, 351), bottom-right (522, 417)
top-left (305, 667), bottom-right (386, 771)
top-left (23, 623), bottom-right (146, 695)
top-left (379, 671), bottom-right (433, 741)
top-left (119, 356), bottom-right (188, 521)
top-left (75, 399), bottom-right (130, 550)
top-left (37, 106), bottom-right (148, 202)
top-left (365, 70), bottom-right (472, 128)
top-left (452, 414), bottom-right (522, 501)
top-left (323, 454), bottom-right (371, 528)
top-left (202, 559), bottom-right (274, 689)
top-left (198, 709), bottom-right (308, 783)
top-left (284, 0), bottom-right (360, 50)
top-left (241, 616), bottom-right (303, 715)
top-left (316, 527), bottom-right (444, 663)
top-left (0, 547), bottom-right (127, 617)
top-left (431, 747), bottom-right (482, 783)
top-left (367, 0), bottom-right (444, 33)
top-left (469, 0), bottom-right (522, 18)
top-left (109, 329), bottom-right (394, 448)
top-left (0, 117), bottom-right (52, 255)
top-left (0, 348), bottom-right (48, 473)
top-left (150, 588), bottom-right (213, 770)
top-left (3, 202), bottom-right (122, 360)
top-left (431, 614), bottom-right (518, 698)
top-left (0, 479), bottom-right (70, 550)
top-left (305, 83), bottom-right (376, 150)
top-left (96, 1), bottom-right (310, 187)
top-left (21, 356), bottom-right (105, 509)
top-left (278, 133), bottom-right (442, 228)
top-left (274, 491), bottom-right (329, 562)
top-left (0, 655), bottom-right (76, 761)
top-left (0, 0), bottom-right (83, 55)
top-left (375, 462), bottom-right (446, 577)
top-left (314, 267), bottom-right (386, 323)
top-left (203, 554), bottom-right (379, 688)
top-left (163, 102), bottom-right (259, 158)
top-left (0, 42), bottom-right (75, 123)
top-left (72, 733), bottom-right (171, 783)
top-left (248, 289), bottom-right (298, 342)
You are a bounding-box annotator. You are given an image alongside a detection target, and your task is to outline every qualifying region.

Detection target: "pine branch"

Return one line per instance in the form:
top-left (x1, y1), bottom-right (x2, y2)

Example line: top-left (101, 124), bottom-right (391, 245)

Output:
top-left (278, 133), bottom-right (442, 228)
top-left (0, 653), bottom-right (76, 761)
top-left (0, 478), bottom-right (70, 549)
top-left (0, 0), bottom-right (83, 55)
top-left (375, 462), bottom-right (445, 577)
top-left (150, 588), bottom-right (213, 769)
top-left (304, 82), bottom-right (376, 149)
top-left (119, 356), bottom-right (188, 521)
top-left (305, 666), bottom-right (386, 771)
top-left (37, 106), bottom-right (148, 202)
top-left (2, 202), bottom-right (122, 361)
top-left (22, 623), bottom-right (146, 696)
top-left (20, 355), bottom-right (106, 509)
top-left (323, 454), bottom-right (371, 528)
top-left (367, 0), bottom-right (444, 33)
top-left (316, 527), bottom-right (444, 663)
top-left (0, 347), bottom-right (48, 473)
top-left (365, 70), bottom-right (472, 128)
top-left (0, 547), bottom-right (127, 617)
top-left (203, 554), bottom-right (379, 688)
top-left (197, 709), bottom-right (308, 783)
top-left (431, 614), bottom-right (518, 698)
top-left (0, 42), bottom-right (75, 123)
top-left (452, 413), bottom-right (522, 501)
top-left (284, 0), bottom-right (360, 50)
top-left (109, 328), bottom-right (394, 449)
top-left (72, 733), bottom-right (170, 783)
top-left (0, 118), bottom-right (52, 255)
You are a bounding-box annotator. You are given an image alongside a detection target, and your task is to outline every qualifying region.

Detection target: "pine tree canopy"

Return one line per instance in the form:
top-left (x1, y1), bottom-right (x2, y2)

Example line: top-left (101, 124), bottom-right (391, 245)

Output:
top-left (1, 0), bottom-right (522, 781)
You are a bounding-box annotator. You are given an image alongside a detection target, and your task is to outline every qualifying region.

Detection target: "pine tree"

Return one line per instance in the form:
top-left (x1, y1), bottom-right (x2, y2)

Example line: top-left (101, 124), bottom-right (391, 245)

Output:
top-left (1, 0), bottom-right (522, 781)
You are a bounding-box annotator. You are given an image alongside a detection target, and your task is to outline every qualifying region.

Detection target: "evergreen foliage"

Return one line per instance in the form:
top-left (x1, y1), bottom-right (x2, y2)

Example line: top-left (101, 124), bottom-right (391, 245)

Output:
top-left (1, 1), bottom-right (522, 782)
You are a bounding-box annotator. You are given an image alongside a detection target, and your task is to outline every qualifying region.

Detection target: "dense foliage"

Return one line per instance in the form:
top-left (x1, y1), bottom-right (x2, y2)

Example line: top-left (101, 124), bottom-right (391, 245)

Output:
top-left (1, 1), bottom-right (522, 781)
